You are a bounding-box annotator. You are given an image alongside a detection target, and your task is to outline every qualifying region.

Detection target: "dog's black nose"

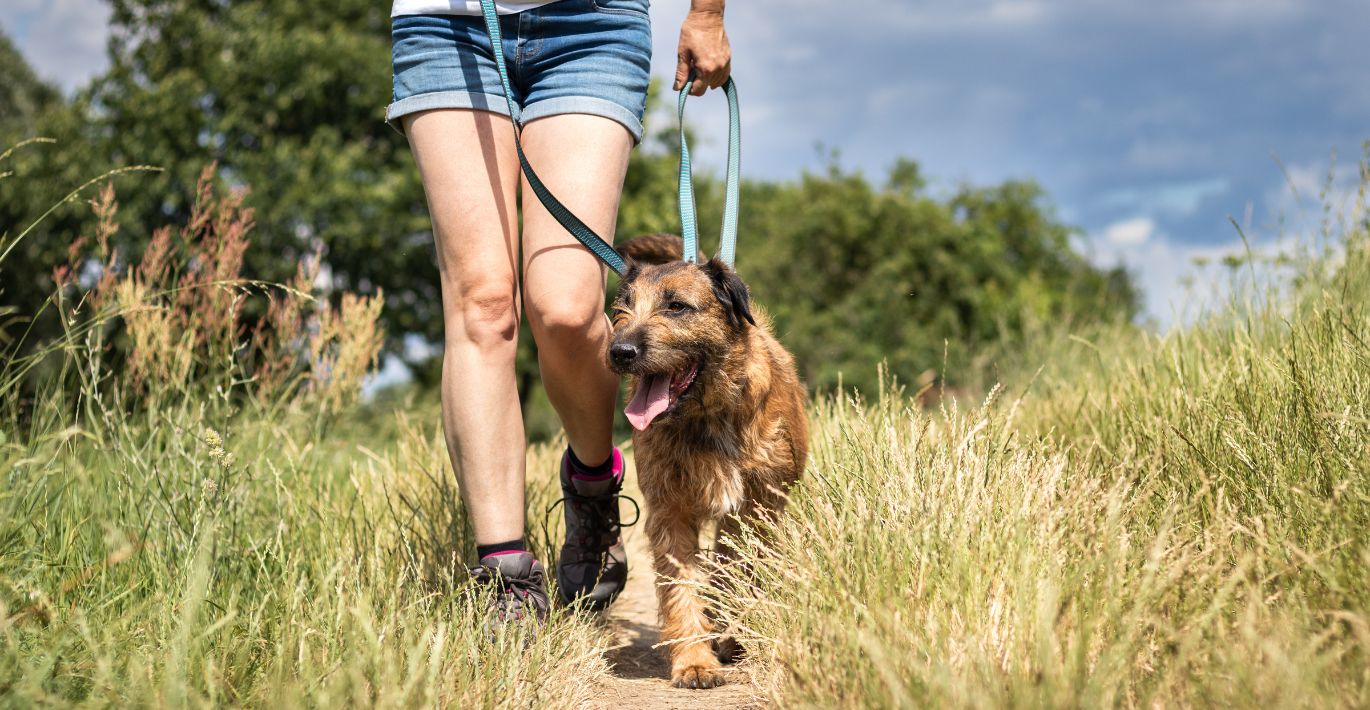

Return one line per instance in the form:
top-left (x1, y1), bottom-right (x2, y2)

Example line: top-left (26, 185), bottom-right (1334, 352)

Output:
top-left (610, 342), bottom-right (640, 367)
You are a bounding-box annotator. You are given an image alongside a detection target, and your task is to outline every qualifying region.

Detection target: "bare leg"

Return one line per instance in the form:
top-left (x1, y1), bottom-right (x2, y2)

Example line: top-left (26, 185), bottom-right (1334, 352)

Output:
top-left (519, 114), bottom-right (633, 467)
top-left (403, 109), bottom-right (527, 546)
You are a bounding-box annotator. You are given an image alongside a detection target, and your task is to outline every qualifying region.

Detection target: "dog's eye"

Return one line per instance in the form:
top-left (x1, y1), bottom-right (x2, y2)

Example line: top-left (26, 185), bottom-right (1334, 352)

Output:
top-left (667, 300), bottom-right (692, 313)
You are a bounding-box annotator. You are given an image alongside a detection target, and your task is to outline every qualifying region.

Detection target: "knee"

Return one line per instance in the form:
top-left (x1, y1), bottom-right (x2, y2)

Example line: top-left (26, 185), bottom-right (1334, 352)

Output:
top-left (528, 295), bottom-right (601, 351)
top-left (449, 286), bottom-right (519, 352)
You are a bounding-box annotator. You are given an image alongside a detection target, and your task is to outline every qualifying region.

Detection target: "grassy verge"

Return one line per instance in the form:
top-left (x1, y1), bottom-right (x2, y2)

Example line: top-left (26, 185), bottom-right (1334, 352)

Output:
top-left (1, 404), bottom-right (605, 706)
top-left (4, 148), bottom-right (1368, 707)
top-left (713, 190), bottom-right (1370, 706)
top-left (0, 161), bottom-right (606, 706)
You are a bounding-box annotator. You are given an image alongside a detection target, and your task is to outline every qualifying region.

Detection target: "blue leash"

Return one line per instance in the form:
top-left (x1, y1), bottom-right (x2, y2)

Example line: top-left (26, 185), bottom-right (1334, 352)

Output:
top-left (477, 0), bottom-right (741, 271)
top-left (676, 75), bottom-right (741, 266)
top-left (477, 1), bottom-right (626, 275)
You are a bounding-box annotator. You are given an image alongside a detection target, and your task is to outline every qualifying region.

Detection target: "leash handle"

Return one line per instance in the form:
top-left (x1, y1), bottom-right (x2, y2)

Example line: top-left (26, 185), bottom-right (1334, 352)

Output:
top-left (478, 0), bottom-right (628, 275)
top-left (677, 73), bottom-right (742, 267)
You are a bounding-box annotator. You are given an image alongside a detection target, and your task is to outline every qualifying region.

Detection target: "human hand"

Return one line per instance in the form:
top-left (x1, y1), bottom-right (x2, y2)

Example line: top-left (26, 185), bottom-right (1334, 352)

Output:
top-left (674, 6), bottom-right (731, 97)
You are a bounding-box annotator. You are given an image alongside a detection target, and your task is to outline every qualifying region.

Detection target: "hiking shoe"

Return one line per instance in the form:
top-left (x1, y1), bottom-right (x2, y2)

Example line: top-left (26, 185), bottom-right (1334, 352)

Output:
top-left (470, 551), bottom-right (550, 628)
top-left (554, 447), bottom-right (639, 609)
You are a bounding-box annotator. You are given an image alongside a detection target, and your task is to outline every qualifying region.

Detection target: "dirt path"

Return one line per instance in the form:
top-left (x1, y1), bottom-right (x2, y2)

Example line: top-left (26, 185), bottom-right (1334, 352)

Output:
top-left (586, 476), bottom-right (766, 710)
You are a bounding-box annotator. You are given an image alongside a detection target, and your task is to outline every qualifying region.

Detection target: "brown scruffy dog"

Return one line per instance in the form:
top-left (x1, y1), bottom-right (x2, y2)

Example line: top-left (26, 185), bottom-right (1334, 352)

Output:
top-left (608, 234), bottom-right (809, 689)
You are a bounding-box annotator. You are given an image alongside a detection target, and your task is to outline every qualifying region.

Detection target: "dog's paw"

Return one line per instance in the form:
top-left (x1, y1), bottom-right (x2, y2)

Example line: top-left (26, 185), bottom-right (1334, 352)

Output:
top-left (671, 661), bottom-right (726, 689)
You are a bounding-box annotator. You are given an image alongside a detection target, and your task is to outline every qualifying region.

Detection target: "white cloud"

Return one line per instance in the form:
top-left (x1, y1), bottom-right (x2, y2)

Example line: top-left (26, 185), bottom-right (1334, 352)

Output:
top-left (1100, 178), bottom-right (1230, 218)
top-left (1270, 161), bottom-right (1361, 209)
top-left (1, 0), bottom-right (111, 93)
top-left (705, 0), bottom-right (1053, 33)
top-left (877, 1), bottom-right (1051, 32)
top-left (1103, 217), bottom-right (1157, 246)
top-left (1089, 228), bottom-right (1305, 330)
top-left (1264, 158), bottom-right (1367, 239)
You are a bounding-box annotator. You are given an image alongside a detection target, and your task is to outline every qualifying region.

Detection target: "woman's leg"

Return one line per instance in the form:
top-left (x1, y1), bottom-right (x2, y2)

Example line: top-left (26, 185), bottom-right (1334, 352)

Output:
top-left (403, 108), bottom-right (527, 547)
top-left (520, 114), bottom-right (634, 465)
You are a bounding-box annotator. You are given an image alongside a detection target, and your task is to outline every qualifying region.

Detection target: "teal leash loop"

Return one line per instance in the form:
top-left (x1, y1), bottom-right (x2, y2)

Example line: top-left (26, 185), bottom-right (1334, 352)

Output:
top-left (676, 75), bottom-right (742, 266)
top-left (676, 83), bottom-right (699, 264)
top-left (477, 0), bottom-right (628, 275)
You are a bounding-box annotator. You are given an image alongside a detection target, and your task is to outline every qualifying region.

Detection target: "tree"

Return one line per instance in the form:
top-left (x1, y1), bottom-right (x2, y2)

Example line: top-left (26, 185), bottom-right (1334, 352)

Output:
top-left (2, 0), bottom-right (432, 352)
top-left (0, 29), bottom-right (60, 133)
top-left (1, 29), bottom-right (97, 352)
top-left (735, 160), bottom-right (1138, 395)
top-left (1, 2), bottom-right (1138, 411)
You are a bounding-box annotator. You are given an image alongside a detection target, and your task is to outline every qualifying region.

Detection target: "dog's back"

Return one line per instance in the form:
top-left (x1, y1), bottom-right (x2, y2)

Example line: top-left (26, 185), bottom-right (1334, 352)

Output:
top-left (616, 232), bottom-right (705, 265)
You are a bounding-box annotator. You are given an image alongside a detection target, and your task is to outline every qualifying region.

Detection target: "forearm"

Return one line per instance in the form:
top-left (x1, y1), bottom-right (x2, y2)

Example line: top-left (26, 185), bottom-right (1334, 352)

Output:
top-left (676, 0), bottom-right (731, 92)
top-left (689, 0), bottom-right (724, 15)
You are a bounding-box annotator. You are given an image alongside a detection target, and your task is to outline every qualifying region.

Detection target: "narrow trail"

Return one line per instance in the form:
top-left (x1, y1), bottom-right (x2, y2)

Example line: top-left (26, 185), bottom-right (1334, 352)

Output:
top-left (585, 475), bottom-right (766, 709)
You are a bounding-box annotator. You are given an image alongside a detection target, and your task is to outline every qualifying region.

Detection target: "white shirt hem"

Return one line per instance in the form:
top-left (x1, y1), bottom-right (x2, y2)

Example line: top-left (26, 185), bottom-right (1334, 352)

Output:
top-left (392, 0), bottom-right (559, 17)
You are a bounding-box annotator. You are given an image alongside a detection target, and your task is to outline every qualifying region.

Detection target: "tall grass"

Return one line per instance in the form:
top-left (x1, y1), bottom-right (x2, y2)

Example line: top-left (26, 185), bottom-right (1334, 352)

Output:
top-left (5, 143), bottom-right (1369, 707)
top-left (0, 155), bottom-right (605, 706)
top-left (712, 168), bottom-right (1370, 706)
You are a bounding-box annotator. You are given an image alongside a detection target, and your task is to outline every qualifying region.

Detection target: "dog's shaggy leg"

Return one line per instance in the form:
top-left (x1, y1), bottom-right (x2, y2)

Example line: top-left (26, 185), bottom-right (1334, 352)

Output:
top-left (706, 487), bottom-right (793, 665)
top-left (708, 513), bottom-right (747, 664)
top-left (648, 511), bottom-right (726, 689)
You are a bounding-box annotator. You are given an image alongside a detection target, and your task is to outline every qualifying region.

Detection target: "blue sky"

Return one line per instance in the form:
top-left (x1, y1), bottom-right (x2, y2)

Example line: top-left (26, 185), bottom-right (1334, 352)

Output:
top-left (5, 0), bottom-right (1368, 326)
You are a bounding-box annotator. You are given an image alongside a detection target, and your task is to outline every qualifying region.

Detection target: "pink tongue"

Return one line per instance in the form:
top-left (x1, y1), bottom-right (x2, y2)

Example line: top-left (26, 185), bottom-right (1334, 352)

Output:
top-left (625, 374), bottom-right (672, 431)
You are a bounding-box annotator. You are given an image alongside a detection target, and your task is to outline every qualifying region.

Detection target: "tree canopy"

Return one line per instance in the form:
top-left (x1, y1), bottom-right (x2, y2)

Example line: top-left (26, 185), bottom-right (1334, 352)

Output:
top-left (0, 31), bottom-right (60, 133)
top-left (0, 2), bottom-right (1138, 411)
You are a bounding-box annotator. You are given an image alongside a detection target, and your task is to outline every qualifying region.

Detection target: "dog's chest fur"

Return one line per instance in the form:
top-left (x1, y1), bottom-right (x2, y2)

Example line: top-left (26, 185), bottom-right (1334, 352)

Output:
top-left (637, 435), bottom-right (748, 518)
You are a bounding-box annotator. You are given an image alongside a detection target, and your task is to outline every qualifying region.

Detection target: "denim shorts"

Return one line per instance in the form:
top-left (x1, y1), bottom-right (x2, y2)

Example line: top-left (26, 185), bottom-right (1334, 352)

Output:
top-left (387, 0), bottom-right (652, 142)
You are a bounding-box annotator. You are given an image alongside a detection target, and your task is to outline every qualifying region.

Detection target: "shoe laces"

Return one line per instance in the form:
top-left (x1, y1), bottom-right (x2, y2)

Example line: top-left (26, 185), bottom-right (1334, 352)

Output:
top-left (545, 489), bottom-right (641, 553)
top-left (469, 565), bottom-right (544, 619)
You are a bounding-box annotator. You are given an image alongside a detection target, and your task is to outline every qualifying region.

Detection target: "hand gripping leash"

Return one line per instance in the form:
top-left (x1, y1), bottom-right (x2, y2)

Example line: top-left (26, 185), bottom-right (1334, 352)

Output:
top-left (676, 73), bottom-right (741, 266)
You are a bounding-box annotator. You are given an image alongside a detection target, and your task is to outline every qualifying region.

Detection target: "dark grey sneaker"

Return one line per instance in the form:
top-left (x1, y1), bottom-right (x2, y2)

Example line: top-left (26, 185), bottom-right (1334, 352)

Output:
top-left (470, 551), bottom-right (550, 627)
top-left (554, 447), bottom-right (639, 609)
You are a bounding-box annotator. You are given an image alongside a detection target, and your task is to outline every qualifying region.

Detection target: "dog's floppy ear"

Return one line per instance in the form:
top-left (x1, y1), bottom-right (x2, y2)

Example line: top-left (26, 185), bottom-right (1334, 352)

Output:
top-left (702, 258), bottom-right (755, 329)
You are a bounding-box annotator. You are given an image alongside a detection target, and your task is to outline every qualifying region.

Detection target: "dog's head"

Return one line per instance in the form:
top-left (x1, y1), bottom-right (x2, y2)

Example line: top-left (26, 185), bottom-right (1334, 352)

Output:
top-left (609, 240), bottom-right (754, 431)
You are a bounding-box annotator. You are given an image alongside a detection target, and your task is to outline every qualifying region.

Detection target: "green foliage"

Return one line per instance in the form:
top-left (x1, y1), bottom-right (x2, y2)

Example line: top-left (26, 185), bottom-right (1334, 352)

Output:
top-left (0, 30), bottom-right (60, 132)
top-left (1, 0), bottom-right (1138, 428)
top-left (3, 93), bottom-right (1366, 706)
top-left (1, 0), bottom-right (429, 355)
top-left (0, 161), bottom-right (600, 708)
top-left (735, 163), bottom-right (1138, 395)
top-left (92, 0), bottom-right (425, 319)
top-left (0, 380), bottom-right (603, 706)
